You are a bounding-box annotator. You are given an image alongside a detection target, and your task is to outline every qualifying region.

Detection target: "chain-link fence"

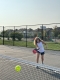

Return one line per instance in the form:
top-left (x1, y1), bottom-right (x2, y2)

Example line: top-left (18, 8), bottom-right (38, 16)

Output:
top-left (0, 23), bottom-right (60, 47)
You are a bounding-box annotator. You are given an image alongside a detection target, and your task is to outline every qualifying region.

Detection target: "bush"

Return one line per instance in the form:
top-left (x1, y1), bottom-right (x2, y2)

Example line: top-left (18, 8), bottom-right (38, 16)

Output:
top-left (10, 32), bottom-right (23, 41)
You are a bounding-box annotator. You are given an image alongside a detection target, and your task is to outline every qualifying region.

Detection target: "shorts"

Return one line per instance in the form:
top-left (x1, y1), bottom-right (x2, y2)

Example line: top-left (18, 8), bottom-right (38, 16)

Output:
top-left (37, 51), bottom-right (45, 55)
top-left (34, 49), bottom-right (45, 55)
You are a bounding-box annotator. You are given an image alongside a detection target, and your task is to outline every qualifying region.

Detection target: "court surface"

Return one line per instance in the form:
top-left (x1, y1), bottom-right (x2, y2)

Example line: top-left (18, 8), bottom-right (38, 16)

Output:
top-left (0, 45), bottom-right (60, 68)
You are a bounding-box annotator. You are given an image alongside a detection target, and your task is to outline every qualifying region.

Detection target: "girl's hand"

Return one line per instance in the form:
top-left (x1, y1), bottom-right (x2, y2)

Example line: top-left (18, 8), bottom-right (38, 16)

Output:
top-left (37, 47), bottom-right (40, 50)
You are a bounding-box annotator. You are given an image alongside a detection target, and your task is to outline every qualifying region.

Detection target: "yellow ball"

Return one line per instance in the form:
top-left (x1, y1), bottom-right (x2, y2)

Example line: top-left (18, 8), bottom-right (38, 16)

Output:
top-left (15, 65), bottom-right (21, 72)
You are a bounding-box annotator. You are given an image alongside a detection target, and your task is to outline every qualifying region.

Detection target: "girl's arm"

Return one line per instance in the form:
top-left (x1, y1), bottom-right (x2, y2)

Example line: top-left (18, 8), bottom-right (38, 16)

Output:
top-left (36, 44), bottom-right (40, 49)
top-left (41, 40), bottom-right (47, 49)
top-left (41, 40), bottom-right (46, 45)
top-left (34, 38), bottom-right (40, 49)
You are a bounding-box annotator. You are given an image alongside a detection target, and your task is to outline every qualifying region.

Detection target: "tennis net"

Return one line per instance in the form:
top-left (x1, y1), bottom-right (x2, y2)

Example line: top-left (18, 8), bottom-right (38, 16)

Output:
top-left (0, 54), bottom-right (60, 80)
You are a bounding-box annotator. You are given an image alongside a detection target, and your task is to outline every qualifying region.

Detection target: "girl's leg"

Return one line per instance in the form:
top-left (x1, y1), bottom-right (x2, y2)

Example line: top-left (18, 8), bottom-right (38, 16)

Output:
top-left (41, 54), bottom-right (44, 64)
top-left (36, 53), bottom-right (40, 63)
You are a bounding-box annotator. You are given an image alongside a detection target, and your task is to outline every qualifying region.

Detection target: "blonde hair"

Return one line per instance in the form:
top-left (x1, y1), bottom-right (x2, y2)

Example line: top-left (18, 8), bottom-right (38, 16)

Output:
top-left (34, 37), bottom-right (41, 46)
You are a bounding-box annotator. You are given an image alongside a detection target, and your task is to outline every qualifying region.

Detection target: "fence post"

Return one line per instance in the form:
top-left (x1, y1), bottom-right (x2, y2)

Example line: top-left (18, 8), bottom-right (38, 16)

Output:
top-left (26, 25), bottom-right (27, 47)
top-left (41, 24), bottom-right (43, 40)
top-left (3, 26), bottom-right (4, 45)
top-left (13, 26), bottom-right (15, 46)
top-left (45, 29), bottom-right (46, 41)
top-left (55, 26), bottom-right (57, 43)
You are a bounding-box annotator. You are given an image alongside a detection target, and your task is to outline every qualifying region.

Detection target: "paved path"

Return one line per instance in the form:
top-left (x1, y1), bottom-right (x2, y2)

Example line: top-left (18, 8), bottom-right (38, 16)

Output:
top-left (0, 45), bottom-right (60, 68)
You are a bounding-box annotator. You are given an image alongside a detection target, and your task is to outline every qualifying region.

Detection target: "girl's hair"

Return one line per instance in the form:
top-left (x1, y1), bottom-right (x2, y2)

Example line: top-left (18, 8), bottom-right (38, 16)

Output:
top-left (34, 37), bottom-right (41, 46)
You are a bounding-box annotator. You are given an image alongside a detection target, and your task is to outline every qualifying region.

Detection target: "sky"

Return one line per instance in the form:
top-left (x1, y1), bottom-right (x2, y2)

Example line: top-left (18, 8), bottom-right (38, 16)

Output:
top-left (0, 0), bottom-right (60, 30)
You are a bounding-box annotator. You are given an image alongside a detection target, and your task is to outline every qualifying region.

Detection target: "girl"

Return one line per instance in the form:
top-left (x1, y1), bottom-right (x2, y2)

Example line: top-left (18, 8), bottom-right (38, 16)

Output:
top-left (34, 37), bottom-right (46, 65)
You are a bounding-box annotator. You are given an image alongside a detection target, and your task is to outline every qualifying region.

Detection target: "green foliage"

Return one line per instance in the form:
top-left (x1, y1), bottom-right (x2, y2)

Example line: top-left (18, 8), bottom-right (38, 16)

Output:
top-left (1, 30), bottom-right (10, 40)
top-left (1, 31), bottom-right (8, 37)
top-left (58, 34), bottom-right (60, 39)
top-left (10, 32), bottom-right (15, 40)
top-left (34, 33), bottom-right (38, 38)
top-left (53, 28), bottom-right (60, 37)
top-left (10, 32), bottom-right (23, 41)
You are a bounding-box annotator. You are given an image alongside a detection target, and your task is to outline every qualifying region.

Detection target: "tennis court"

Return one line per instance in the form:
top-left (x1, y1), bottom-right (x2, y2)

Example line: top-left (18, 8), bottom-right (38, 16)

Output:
top-left (0, 45), bottom-right (60, 80)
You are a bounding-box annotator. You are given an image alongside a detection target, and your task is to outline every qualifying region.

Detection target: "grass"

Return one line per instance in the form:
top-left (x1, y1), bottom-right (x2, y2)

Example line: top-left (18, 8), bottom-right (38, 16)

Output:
top-left (0, 39), bottom-right (60, 51)
top-left (46, 42), bottom-right (60, 50)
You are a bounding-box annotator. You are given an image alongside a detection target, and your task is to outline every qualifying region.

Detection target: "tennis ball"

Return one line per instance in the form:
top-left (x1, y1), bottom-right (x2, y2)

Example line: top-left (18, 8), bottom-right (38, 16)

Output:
top-left (15, 65), bottom-right (21, 72)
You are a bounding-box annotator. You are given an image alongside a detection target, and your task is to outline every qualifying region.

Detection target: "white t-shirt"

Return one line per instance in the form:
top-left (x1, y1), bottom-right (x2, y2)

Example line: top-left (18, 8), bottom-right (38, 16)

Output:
top-left (37, 42), bottom-right (44, 52)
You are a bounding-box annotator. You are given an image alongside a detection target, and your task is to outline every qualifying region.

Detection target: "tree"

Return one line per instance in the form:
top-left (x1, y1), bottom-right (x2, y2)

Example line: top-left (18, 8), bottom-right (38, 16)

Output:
top-left (28, 28), bottom-right (33, 32)
top-left (1, 30), bottom-right (13, 40)
top-left (10, 32), bottom-right (23, 41)
top-left (1, 31), bottom-right (8, 37)
top-left (53, 26), bottom-right (60, 37)
top-left (58, 34), bottom-right (60, 39)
